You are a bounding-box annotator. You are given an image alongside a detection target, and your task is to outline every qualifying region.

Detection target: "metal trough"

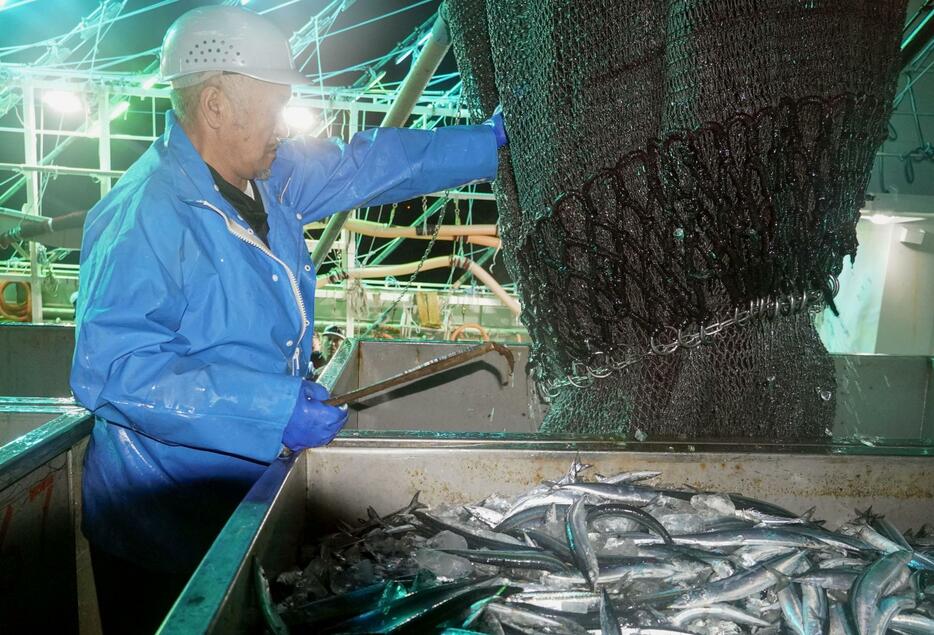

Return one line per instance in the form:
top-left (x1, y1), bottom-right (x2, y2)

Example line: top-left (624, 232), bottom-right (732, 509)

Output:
top-left (0, 398), bottom-right (94, 633)
top-left (158, 339), bottom-right (934, 633)
top-left (0, 333), bottom-right (928, 632)
top-left (160, 435), bottom-right (934, 634)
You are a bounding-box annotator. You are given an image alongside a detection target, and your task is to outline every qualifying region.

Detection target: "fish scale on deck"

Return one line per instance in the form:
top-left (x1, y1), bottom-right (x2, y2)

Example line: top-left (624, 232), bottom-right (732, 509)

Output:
top-left (271, 458), bottom-right (934, 634)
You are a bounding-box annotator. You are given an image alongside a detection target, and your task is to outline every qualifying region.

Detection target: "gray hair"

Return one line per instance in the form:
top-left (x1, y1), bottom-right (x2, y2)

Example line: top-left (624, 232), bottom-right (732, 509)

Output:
top-left (170, 72), bottom-right (249, 126)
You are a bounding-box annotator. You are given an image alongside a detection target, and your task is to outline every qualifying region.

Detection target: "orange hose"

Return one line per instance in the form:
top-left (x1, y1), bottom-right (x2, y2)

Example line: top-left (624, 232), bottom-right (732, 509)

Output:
top-left (308, 219), bottom-right (501, 248)
top-left (450, 323), bottom-right (490, 342)
top-left (325, 218), bottom-right (499, 238)
top-left (0, 281), bottom-right (31, 322)
top-left (464, 235), bottom-right (500, 248)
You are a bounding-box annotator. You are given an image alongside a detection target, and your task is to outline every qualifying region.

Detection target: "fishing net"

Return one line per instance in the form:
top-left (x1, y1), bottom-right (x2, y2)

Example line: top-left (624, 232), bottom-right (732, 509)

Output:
top-left (444, 1), bottom-right (907, 438)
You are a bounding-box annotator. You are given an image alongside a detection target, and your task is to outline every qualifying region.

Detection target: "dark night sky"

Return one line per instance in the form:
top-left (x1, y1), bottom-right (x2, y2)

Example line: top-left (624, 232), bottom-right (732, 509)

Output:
top-left (0, 1), bottom-right (451, 81)
top-left (0, 0), bottom-right (504, 283)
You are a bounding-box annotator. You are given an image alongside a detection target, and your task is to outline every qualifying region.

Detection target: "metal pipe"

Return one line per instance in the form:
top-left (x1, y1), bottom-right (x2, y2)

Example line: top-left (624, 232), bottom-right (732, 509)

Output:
top-left (311, 13), bottom-right (452, 269)
top-left (0, 60), bottom-right (160, 207)
top-left (0, 163), bottom-right (124, 179)
top-left (902, 3), bottom-right (934, 70)
top-left (0, 209), bottom-right (87, 249)
top-left (39, 307), bottom-right (76, 320)
top-left (382, 15), bottom-right (451, 128)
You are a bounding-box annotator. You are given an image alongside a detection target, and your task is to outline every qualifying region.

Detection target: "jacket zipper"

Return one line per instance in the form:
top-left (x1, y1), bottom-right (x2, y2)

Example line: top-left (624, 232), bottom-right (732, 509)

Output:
top-left (196, 199), bottom-right (309, 375)
top-left (278, 175), bottom-right (292, 204)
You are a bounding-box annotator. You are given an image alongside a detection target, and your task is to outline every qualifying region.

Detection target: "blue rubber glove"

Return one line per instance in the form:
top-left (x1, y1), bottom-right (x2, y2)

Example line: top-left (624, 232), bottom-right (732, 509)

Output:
top-left (282, 380), bottom-right (348, 451)
top-left (484, 105), bottom-right (508, 148)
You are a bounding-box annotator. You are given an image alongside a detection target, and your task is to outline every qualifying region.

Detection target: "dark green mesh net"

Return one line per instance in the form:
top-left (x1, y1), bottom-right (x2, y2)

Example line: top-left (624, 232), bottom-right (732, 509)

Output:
top-left (444, 1), bottom-right (907, 438)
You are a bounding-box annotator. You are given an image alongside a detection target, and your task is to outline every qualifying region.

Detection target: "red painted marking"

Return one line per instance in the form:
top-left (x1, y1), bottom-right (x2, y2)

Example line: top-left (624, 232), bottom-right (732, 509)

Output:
top-left (28, 474), bottom-right (54, 502)
top-left (28, 474), bottom-right (56, 531)
top-left (0, 504), bottom-right (13, 551)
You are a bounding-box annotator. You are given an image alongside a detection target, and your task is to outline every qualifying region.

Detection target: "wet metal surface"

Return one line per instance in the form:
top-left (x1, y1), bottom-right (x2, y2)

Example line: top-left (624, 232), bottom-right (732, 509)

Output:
top-left (164, 434), bottom-right (934, 633)
top-left (0, 324), bottom-right (75, 397)
top-left (0, 409), bottom-right (93, 632)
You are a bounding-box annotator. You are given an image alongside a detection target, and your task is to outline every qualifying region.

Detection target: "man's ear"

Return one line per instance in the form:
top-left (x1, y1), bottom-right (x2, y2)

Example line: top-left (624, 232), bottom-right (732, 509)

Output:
top-left (199, 85), bottom-right (226, 131)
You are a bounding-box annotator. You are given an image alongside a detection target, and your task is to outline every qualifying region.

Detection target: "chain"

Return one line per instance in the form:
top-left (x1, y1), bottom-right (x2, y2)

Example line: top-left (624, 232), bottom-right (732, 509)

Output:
top-left (358, 196), bottom-right (447, 338)
top-left (537, 276), bottom-right (840, 398)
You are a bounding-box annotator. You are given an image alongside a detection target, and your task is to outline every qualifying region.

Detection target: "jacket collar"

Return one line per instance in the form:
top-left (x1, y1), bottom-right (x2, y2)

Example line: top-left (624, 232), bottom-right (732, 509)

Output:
top-left (163, 110), bottom-right (294, 208)
top-left (163, 110), bottom-right (224, 206)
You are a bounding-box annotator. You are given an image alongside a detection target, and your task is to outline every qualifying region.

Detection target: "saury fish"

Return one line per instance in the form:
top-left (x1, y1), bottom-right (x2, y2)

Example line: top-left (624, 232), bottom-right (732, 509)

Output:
top-left (273, 465), bottom-right (932, 634)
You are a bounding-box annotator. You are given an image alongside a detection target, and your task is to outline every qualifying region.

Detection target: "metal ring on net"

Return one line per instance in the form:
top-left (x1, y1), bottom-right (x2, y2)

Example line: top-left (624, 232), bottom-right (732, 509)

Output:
top-left (749, 297), bottom-right (760, 318)
top-left (677, 327), bottom-right (704, 349)
top-left (565, 359), bottom-right (593, 388)
top-left (537, 278), bottom-right (842, 395)
top-left (720, 315), bottom-right (737, 332)
top-left (701, 320), bottom-right (722, 339)
top-left (758, 296), bottom-right (771, 318)
top-left (785, 293), bottom-right (799, 314)
top-left (585, 350), bottom-right (609, 373)
top-left (565, 371), bottom-right (594, 389)
top-left (570, 359), bottom-right (590, 378)
top-left (587, 366), bottom-right (614, 379)
top-left (611, 353), bottom-right (640, 371)
top-left (806, 288), bottom-right (825, 313)
top-left (542, 379), bottom-right (562, 400)
top-left (828, 274), bottom-right (841, 297)
top-left (585, 351), bottom-right (614, 378)
top-left (649, 326), bottom-right (680, 355)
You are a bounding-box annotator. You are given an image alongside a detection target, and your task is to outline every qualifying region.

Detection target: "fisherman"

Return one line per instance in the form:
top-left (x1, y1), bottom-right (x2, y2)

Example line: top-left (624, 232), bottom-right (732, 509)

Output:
top-left (69, 6), bottom-right (506, 632)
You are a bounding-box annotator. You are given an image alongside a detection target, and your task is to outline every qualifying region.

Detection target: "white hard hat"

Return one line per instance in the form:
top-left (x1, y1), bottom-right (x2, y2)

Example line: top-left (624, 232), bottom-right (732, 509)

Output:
top-left (160, 6), bottom-right (307, 86)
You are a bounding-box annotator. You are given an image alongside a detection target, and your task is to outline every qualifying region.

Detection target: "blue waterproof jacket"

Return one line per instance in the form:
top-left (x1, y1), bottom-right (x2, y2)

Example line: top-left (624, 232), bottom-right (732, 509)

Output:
top-left (71, 111), bottom-right (498, 571)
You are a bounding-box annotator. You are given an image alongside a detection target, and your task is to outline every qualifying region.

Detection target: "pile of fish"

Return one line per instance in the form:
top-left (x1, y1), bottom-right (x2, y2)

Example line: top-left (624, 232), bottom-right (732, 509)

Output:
top-left (272, 459), bottom-right (934, 634)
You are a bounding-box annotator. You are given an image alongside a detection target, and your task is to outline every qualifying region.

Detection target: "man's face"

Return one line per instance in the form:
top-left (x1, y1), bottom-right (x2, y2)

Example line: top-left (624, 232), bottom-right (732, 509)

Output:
top-left (220, 76), bottom-right (291, 181)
